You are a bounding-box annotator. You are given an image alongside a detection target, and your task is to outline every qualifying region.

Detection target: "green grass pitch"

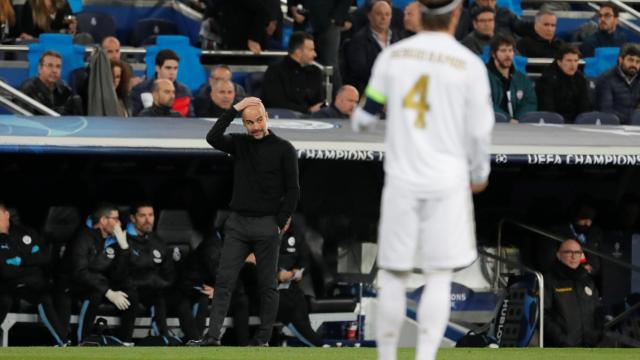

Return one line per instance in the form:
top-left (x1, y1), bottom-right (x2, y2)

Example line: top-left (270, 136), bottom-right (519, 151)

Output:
top-left (0, 348), bottom-right (637, 360)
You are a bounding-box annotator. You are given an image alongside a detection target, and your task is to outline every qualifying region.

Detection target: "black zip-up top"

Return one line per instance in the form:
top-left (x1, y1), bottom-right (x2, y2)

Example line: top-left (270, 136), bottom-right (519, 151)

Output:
top-left (206, 107), bottom-right (299, 228)
top-left (0, 223), bottom-right (50, 285)
top-left (127, 231), bottom-right (175, 290)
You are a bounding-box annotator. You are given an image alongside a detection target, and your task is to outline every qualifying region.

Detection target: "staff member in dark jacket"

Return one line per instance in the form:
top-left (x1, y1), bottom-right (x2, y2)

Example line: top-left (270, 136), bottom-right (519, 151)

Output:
top-left (189, 96), bottom-right (299, 347)
top-left (72, 204), bottom-right (136, 344)
top-left (262, 31), bottom-right (324, 114)
top-left (0, 201), bottom-right (70, 346)
top-left (126, 202), bottom-right (175, 338)
top-left (536, 45), bottom-right (591, 123)
top-left (544, 239), bottom-right (604, 347)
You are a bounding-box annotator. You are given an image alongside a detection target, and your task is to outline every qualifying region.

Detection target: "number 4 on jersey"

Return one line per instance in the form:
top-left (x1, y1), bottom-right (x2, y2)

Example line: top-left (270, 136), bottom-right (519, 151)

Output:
top-left (402, 75), bottom-right (430, 128)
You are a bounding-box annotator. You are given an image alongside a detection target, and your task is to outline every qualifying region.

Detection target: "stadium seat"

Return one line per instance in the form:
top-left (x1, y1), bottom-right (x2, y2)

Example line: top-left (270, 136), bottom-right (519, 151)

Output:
top-left (244, 72), bottom-right (265, 97)
top-left (575, 111), bottom-right (621, 125)
top-left (495, 112), bottom-right (509, 123)
top-left (42, 206), bottom-right (81, 245)
top-left (76, 12), bottom-right (116, 44)
top-left (144, 35), bottom-right (207, 92)
top-left (518, 111), bottom-right (565, 124)
top-left (266, 108), bottom-right (304, 119)
top-left (630, 111), bottom-right (640, 126)
top-left (27, 34), bottom-right (86, 84)
top-left (584, 47), bottom-right (619, 78)
top-left (131, 18), bottom-right (178, 47)
top-left (155, 209), bottom-right (201, 263)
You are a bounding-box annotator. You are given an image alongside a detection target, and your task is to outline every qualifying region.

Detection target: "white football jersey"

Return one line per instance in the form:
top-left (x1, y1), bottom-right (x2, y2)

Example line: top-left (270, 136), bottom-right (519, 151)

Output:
top-left (365, 32), bottom-right (494, 195)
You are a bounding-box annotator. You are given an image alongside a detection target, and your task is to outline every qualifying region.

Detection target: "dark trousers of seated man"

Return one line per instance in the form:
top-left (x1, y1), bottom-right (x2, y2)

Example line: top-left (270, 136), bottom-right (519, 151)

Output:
top-left (167, 290), bottom-right (209, 341)
top-left (76, 286), bottom-right (139, 343)
top-left (277, 283), bottom-right (323, 347)
top-left (138, 287), bottom-right (169, 337)
top-left (0, 278), bottom-right (68, 346)
top-left (207, 214), bottom-right (280, 344)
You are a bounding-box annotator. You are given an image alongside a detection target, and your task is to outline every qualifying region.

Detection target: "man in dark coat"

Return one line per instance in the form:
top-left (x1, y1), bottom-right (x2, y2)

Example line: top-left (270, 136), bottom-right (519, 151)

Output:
top-left (517, 9), bottom-right (564, 58)
top-left (536, 45), bottom-right (591, 123)
top-left (596, 43), bottom-right (640, 125)
top-left (310, 85), bottom-right (358, 119)
top-left (580, 3), bottom-right (626, 58)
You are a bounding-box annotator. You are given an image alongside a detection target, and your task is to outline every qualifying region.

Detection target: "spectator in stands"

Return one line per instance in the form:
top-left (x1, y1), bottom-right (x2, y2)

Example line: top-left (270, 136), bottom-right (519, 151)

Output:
top-left (544, 239), bottom-right (604, 347)
top-left (111, 59), bottom-right (132, 117)
top-left (344, 0), bottom-right (399, 94)
top-left (580, 3), bottom-right (626, 58)
top-left (130, 49), bottom-right (193, 117)
top-left (536, 45), bottom-right (591, 123)
top-left (137, 79), bottom-right (181, 117)
top-left (348, 0), bottom-right (404, 40)
top-left (595, 43), bottom-right (640, 125)
top-left (276, 224), bottom-right (323, 347)
top-left (71, 204), bottom-right (137, 344)
top-left (195, 79), bottom-right (236, 118)
top-left (101, 36), bottom-right (143, 90)
top-left (311, 85), bottom-right (359, 119)
top-left (262, 31), bottom-right (324, 114)
top-left (461, 7), bottom-right (495, 56)
top-left (0, 0), bottom-right (18, 43)
top-left (194, 65), bottom-right (246, 114)
top-left (18, 0), bottom-right (77, 40)
top-left (20, 50), bottom-right (83, 115)
top-left (401, 1), bottom-right (423, 39)
top-left (213, 0), bottom-right (277, 53)
top-left (467, 0), bottom-right (532, 39)
top-left (487, 34), bottom-right (537, 123)
top-left (517, 9), bottom-right (564, 58)
top-left (126, 202), bottom-right (176, 339)
top-left (0, 201), bottom-right (70, 346)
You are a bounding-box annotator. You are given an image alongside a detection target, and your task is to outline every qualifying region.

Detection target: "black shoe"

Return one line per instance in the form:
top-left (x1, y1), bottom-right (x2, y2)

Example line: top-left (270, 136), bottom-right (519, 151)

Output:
top-left (248, 338), bottom-right (269, 347)
top-left (186, 336), bottom-right (221, 347)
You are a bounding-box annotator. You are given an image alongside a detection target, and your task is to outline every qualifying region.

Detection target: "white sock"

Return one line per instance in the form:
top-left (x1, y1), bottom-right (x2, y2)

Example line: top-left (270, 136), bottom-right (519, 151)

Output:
top-left (376, 269), bottom-right (410, 360)
top-left (415, 271), bottom-right (453, 360)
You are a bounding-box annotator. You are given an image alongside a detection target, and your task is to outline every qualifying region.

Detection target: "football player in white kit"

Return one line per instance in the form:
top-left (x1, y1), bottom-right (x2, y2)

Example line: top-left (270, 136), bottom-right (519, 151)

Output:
top-left (351, 0), bottom-right (494, 359)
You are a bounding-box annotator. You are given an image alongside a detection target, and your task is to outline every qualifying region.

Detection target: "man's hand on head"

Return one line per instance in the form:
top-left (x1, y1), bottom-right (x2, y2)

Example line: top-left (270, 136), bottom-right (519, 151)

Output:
top-left (233, 97), bottom-right (262, 112)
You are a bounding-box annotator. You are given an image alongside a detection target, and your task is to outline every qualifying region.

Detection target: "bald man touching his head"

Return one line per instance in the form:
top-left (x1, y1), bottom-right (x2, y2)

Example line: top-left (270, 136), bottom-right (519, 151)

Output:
top-left (189, 97), bottom-right (299, 347)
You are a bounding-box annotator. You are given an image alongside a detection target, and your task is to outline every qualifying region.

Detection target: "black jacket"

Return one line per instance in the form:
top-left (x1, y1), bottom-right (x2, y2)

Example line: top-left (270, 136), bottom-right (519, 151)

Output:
top-left (0, 224), bottom-right (50, 292)
top-left (215, 0), bottom-right (272, 50)
top-left (596, 66), bottom-right (640, 125)
top-left (344, 27), bottom-right (399, 94)
top-left (19, 0), bottom-right (73, 38)
top-left (19, 77), bottom-right (83, 115)
top-left (461, 30), bottom-right (492, 56)
top-left (544, 259), bottom-right (603, 347)
top-left (175, 235), bottom-right (220, 293)
top-left (467, 4), bottom-right (533, 38)
top-left (536, 62), bottom-right (591, 123)
top-left (310, 104), bottom-right (347, 119)
top-left (137, 104), bottom-right (182, 117)
top-left (71, 228), bottom-right (130, 295)
top-left (194, 99), bottom-right (229, 118)
top-left (206, 108), bottom-right (299, 228)
top-left (127, 232), bottom-right (175, 290)
top-left (262, 56), bottom-right (324, 114)
top-left (516, 33), bottom-right (564, 58)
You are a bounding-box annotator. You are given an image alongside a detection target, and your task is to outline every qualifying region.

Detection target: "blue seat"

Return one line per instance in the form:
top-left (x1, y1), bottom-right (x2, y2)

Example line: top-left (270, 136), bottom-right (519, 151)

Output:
top-left (584, 47), bottom-right (619, 78)
top-left (144, 35), bottom-right (206, 93)
top-left (131, 18), bottom-right (178, 46)
top-left (495, 112), bottom-right (509, 123)
top-left (27, 34), bottom-right (85, 84)
top-left (76, 12), bottom-right (116, 44)
top-left (266, 108), bottom-right (304, 119)
top-left (67, 0), bottom-right (83, 12)
top-left (630, 111), bottom-right (640, 126)
top-left (518, 111), bottom-right (565, 124)
top-left (574, 111), bottom-right (620, 125)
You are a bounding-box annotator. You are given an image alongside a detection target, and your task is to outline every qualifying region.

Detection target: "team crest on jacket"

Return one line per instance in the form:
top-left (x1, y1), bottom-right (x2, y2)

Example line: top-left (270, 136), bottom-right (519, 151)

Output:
top-left (288, 237), bottom-right (295, 246)
top-left (153, 249), bottom-right (162, 263)
top-left (106, 247), bottom-right (115, 259)
top-left (584, 286), bottom-right (593, 296)
top-left (172, 247), bottom-right (181, 262)
top-left (22, 235), bottom-right (32, 245)
top-left (516, 90), bottom-right (523, 100)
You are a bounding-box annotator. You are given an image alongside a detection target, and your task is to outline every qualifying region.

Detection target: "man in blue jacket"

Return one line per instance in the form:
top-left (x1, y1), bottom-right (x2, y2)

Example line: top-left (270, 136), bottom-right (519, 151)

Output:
top-left (580, 3), bottom-right (626, 58)
top-left (487, 34), bottom-right (537, 123)
top-left (595, 43), bottom-right (640, 125)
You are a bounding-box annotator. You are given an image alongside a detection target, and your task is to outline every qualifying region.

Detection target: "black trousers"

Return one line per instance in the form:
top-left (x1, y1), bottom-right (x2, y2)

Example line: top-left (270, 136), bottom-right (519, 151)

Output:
top-left (207, 213), bottom-right (281, 343)
top-left (168, 290), bottom-right (209, 341)
top-left (138, 287), bottom-right (169, 336)
top-left (277, 284), bottom-right (322, 347)
top-left (76, 287), bottom-right (138, 343)
top-left (0, 279), bottom-right (68, 346)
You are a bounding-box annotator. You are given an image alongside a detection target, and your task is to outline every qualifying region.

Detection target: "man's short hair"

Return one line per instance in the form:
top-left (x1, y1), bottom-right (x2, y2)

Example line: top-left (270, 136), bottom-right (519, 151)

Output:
top-left (130, 201), bottom-right (154, 215)
top-left (490, 33), bottom-right (516, 54)
top-left (600, 2), bottom-right (619, 17)
top-left (471, 6), bottom-right (495, 21)
top-left (620, 43), bottom-right (640, 59)
top-left (555, 44), bottom-right (581, 61)
top-left (210, 64), bottom-right (231, 77)
top-left (288, 31), bottom-right (314, 54)
top-left (39, 50), bottom-right (62, 65)
top-left (367, 0), bottom-right (392, 13)
top-left (0, 201), bottom-right (6, 211)
top-left (155, 49), bottom-right (180, 67)
top-left (418, 0), bottom-right (461, 31)
top-left (92, 203), bottom-right (118, 223)
top-left (535, 8), bottom-right (556, 22)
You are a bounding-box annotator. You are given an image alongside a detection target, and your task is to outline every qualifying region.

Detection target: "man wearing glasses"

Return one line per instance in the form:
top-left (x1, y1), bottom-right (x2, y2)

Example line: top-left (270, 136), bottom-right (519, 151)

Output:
top-left (580, 3), bottom-right (626, 57)
top-left (544, 239), bottom-right (604, 347)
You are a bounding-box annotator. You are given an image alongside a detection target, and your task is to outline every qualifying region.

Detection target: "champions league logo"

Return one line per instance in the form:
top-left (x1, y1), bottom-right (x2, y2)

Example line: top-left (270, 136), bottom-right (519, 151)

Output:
top-left (495, 154), bottom-right (508, 164)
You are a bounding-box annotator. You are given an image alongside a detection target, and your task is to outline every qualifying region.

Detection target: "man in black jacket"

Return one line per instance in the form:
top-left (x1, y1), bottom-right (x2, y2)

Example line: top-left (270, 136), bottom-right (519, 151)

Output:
top-left (0, 201), bottom-right (70, 346)
top-left (137, 79), bottom-right (181, 118)
top-left (536, 45), bottom-right (591, 123)
top-left (195, 79), bottom-right (236, 118)
top-left (596, 43), bottom-right (640, 125)
top-left (544, 239), bottom-right (604, 347)
top-left (516, 9), bottom-right (564, 58)
top-left (72, 204), bottom-right (136, 344)
top-left (189, 96), bottom-right (299, 347)
top-left (461, 7), bottom-right (495, 55)
top-left (19, 51), bottom-right (83, 115)
top-left (310, 85), bottom-right (359, 119)
top-left (262, 31), bottom-right (324, 114)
